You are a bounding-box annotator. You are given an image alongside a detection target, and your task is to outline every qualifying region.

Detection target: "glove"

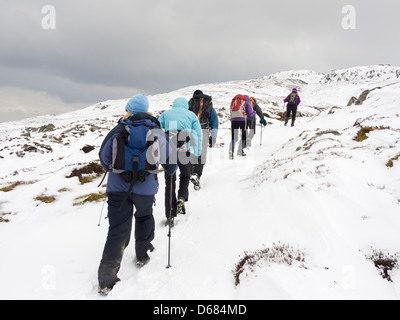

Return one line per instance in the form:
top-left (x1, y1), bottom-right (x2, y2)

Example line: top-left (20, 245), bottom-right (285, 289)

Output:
top-left (260, 119), bottom-right (267, 126)
top-left (209, 136), bottom-right (216, 148)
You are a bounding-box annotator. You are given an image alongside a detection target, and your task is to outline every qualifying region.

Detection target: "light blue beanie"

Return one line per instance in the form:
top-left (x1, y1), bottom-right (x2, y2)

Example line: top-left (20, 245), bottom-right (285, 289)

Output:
top-left (125, 94), bottom-right (149, 114)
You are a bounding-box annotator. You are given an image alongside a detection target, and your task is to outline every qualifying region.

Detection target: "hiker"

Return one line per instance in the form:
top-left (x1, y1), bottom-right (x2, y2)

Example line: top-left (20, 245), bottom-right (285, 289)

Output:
top-left (245, 96), bottom-right (267, 147)
top-left (158, 97), bottom-right (202, 226)
top-left (188, 90), bottom-right (219, 191)
top-left (97, 94), bottom-right (177, 295)
top-left (284, 88), bottom-right (301, 127)
top-left (229, 94), bottom-right (254, 159)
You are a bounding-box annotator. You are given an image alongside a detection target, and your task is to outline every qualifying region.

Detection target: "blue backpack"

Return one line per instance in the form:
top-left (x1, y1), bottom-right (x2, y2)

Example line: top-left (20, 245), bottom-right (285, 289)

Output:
top-left (98, 115), bottom-right (161, 206)
top-left (111, 122), bottom-right (160, 184)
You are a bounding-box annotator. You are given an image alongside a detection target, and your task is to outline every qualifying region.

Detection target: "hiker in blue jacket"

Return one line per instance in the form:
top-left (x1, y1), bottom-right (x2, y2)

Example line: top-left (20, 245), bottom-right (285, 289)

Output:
top-left (97, 94), bottom-right (177, 295)
top-left (158, 97), bottom-right (202, 225)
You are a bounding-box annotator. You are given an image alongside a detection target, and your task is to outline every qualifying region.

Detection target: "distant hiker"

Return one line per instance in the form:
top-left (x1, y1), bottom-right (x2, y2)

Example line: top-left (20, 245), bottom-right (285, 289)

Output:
top-left (97, 94), bottom-right (177, 296)
top-left (158, 97), bottom-right (202, 226)
top-left (188, 90), bottom-right (219, 191)
top-left (229, 94), bottom-right (253, 159)
top-left (245, 96), bottom-right (267, 147)
top-left (284, 88), bottom-right (301, 127)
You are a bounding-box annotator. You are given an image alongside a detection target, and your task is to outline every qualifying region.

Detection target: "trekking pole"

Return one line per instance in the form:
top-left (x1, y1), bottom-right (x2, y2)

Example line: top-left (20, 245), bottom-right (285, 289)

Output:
top-left (166, 176), bottom-right (173, 269)
top-left (97, 193), bottom-right (107, 227)
top-left (260, 123), bottom-right (263, 146)
top-left (282, 102), bottom-right (286, 126)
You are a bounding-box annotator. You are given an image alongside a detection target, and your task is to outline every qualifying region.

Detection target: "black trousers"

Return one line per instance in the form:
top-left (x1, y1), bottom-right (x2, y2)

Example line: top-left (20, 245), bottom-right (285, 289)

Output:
top-left (285, 104), bottom-right (298, 124)
top-left (98, 192), bottom-right (155, 288)
top-left (231, 120), bottom-right (246, 150)
top-left (164, 157), bottom-right (192, 218)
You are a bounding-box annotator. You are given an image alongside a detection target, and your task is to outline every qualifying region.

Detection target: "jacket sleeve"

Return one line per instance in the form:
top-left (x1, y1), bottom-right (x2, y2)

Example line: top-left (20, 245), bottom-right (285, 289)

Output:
top-left (245, 102), bottom-right (255, 117)
top-left (254, 103), bottom-right (264, 120)
top-left (284, 95), bottom-right (290, 103)
top-left (297, 96), bottom-right (301, 106)
top-left (158, 132), bottom-right (178, 176)
top-left (191, 115), bottom-right (203, 157)
top-left (209, 106), bottom-right (219, 139)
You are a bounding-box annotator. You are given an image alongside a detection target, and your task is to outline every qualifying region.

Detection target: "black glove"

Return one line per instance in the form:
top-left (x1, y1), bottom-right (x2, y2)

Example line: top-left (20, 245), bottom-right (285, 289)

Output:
top-left (209, 136), bottom-right (216, 148)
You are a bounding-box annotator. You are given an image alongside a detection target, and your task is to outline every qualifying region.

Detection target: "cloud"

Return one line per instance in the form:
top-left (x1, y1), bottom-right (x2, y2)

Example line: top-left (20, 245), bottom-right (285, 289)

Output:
top-left (0, 86), bottom-right (88, 123)
top-left (0, 0), bottom-right (399, 122)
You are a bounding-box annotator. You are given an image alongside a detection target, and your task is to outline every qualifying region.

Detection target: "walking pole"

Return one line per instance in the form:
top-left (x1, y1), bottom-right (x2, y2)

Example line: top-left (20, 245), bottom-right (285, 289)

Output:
top-left (166, 175), bottom-right (173, 269)
top-left (282, 102), bottom-right (286, 126)
top-left (260, 123), bottom-right (263, 146)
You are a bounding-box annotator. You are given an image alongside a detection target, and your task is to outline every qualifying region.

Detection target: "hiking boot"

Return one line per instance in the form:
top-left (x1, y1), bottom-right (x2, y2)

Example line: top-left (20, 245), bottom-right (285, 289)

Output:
top-left (98, 286), bottom-right (113, 296)
top-left (237, 149), bottom-right (246, 157)
top-left (149, 243), bottom-right (155, 253)
top-left (98, 277), bottom-right (120, 296)
top-left (136, 256), bottom-right (150, 267)
top-left (177, 198), bottom-right (186, 215)
top-left (190, 173), bottom-right (201, 191)
top-left (229, 148), bottom-right (234, 160)
top-left (165, 217), bottom-right (175, 227)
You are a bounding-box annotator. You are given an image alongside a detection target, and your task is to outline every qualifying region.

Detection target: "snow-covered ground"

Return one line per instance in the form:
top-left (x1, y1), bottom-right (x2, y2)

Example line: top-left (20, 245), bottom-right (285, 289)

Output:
top-left (0, 65), bottom-right (399, 300)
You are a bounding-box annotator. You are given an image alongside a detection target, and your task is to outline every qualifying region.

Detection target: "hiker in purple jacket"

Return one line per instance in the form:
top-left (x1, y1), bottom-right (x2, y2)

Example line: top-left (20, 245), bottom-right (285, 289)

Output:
top-left (229, 95), bottom-right (254, 159)
top-left (284, 88), bottom-right (301, 127)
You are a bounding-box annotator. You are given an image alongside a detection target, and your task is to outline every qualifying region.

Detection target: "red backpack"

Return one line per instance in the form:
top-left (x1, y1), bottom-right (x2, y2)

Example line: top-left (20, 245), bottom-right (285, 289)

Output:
top-left (230, 94), bottom-right (247, 119)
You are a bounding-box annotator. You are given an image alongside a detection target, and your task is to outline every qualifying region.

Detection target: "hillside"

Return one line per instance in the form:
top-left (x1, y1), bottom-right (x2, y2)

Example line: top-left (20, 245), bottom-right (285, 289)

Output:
top-left (0, 65), bottom-right (400, 300)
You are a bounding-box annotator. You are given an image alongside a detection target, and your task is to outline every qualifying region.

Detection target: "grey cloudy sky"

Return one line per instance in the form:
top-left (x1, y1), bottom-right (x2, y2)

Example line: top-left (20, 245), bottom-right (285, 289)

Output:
top-left (1, 0), bottom-right (399, 122)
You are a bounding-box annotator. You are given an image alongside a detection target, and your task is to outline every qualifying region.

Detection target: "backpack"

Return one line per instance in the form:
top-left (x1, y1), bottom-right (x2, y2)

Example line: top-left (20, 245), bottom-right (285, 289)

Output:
top-left (98, 116), bottom-right (161, 205)
top-left (230, 94), bottom-right (247, 119)
top-left (189, 94), bottom-right (213, 128)
top-left (288, 92), bottom-right (298, 106)
top-left (111, 122), bottom-right (160, 184)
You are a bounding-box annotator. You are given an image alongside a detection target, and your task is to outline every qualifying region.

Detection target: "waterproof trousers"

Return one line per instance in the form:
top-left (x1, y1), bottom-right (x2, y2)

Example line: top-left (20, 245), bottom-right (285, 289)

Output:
top-left (98, 192), bottom-right (155, 289)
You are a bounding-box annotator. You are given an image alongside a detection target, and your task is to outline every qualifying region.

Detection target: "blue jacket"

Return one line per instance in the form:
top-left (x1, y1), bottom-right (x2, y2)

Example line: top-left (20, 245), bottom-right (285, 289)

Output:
top-left (158, 98), bottom-right (203, 156)
top-left (99, 113), bottom-right (177, 195)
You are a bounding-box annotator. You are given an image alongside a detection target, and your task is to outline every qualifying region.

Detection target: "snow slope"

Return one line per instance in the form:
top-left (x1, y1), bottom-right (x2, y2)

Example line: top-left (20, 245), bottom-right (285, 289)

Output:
top-left (0, 65), bottom-right (399, 300)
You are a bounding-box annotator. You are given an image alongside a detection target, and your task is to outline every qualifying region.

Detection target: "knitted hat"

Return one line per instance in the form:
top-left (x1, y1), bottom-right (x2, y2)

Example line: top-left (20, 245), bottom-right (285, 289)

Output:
top-left (125, 94), bottom-right (149, 114)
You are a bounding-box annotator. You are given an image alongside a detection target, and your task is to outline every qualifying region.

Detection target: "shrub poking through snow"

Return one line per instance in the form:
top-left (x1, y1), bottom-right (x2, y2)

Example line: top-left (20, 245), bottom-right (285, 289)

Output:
top-left (353, 126), bottom-right (375, 142)
top-left (73, 192), bottom-right (106, 206)
top-left (66, 162), bottom-right (104, 184)
top-left (233, 242), bottom-right (307, 286)
top-left (0, 181), bottom-right (37, 192)
top-left (366, 248), bottom-right (399, 282)
top-left (34, 194), bottom-right (56, 203)
top-left (386, 154), bottom-right (400, 168)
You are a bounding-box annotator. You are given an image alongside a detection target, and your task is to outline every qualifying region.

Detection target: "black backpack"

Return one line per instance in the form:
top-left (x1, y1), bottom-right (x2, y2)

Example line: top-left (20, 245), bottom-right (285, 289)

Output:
top-left (189, 93), bottom-right (213, 128)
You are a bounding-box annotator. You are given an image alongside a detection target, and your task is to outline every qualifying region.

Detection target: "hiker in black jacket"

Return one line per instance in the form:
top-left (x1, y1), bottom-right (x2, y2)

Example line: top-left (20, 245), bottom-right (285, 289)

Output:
top-left (188, 90), bottom-right (219, 191)
top-left (246, 97), bottom-right (267, 147)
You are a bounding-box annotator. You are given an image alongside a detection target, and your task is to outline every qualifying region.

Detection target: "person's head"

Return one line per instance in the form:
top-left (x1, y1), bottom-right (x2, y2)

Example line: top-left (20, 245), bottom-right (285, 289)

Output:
top-left (193, 90), bottom-right (203, 97)
top-left (292, 88), bottom-right (298, 92)
top-left (123, 94), bottom-right (149, 119)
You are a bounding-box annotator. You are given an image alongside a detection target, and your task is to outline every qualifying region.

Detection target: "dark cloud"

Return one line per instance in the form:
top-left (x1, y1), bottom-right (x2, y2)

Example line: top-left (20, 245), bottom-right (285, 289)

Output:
top-left (0, 0), bottom-right (399, 122)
